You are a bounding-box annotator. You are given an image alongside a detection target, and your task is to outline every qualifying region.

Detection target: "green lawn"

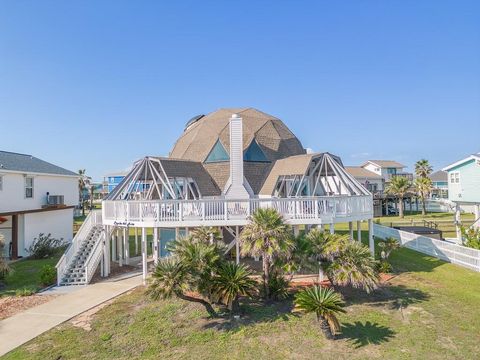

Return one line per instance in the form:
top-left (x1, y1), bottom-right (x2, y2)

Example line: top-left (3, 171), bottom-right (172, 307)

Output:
top-left (4, 235), bottom-right (480, 359)
top-left (0, 256), bottom-right (60, 296)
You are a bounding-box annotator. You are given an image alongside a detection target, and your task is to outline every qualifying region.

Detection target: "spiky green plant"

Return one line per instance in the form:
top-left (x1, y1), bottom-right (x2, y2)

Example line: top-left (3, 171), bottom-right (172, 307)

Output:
top-left (240, 208), bottom-right (293, 300)
top-left (294, 286), bottom-right (346, 339)
top-left (0, 233), bottom-right (11, 282)
top-left (385, 176), bottom-right (411, 218)
top-left (378, 237), bottom-right (400, 260)
top-left (147, 257), bottom-right (218, 317)
top-left (189, 227), bottom-right (223, 244)
top-left (211, 262), bottom-right (257, 313)
top-left (328, 241), bottom-right (379, 293)
top-left (415, 159), bottom-right (433, 178)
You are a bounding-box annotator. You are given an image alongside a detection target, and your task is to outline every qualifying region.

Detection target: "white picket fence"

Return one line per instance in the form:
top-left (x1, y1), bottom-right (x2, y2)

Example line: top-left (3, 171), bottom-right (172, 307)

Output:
top-left (373, 224), bottom-right (480, 272)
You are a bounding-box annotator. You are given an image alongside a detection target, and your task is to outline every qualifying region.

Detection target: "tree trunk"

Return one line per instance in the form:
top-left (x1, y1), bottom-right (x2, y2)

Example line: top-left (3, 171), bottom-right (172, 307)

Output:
top-left (399, 197), bottom-right (404, 218)
top-left (319, 316), bottom-right (334, 340)
top-left (177, 292), bottom-right (217, 317)
top-left (421, 194), bottom-right (427, 216)
top-left (262, 255), bottom-right (270, 300)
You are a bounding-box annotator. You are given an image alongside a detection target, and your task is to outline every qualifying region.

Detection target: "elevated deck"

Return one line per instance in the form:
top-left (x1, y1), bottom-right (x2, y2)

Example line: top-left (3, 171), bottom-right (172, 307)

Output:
top-left (102, 195), bottom-right (373, 228)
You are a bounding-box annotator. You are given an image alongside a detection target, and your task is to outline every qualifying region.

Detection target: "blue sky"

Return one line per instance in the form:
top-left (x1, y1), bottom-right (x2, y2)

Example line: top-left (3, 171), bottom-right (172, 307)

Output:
top-left (1, 1), bottom-right (479, 181)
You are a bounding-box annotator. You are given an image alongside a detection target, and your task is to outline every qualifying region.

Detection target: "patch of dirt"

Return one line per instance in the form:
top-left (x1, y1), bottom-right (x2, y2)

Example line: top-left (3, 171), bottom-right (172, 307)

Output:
top-left (70, 289), bottom-right (136, 331)
top-left (0, 294), bottom-right (58, 320)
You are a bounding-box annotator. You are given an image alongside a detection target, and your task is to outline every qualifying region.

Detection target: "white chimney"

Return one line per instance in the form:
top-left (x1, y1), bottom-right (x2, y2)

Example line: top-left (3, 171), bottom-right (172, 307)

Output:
top-left (224, 114), bottom-right (250, 199)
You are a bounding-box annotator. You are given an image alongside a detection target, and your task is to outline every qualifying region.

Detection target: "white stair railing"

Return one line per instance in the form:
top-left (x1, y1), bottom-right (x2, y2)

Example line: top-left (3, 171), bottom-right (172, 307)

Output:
top-left (56, 210), bottom-right (103, 285)
top-left (84, 230), bottom-right (105, 284)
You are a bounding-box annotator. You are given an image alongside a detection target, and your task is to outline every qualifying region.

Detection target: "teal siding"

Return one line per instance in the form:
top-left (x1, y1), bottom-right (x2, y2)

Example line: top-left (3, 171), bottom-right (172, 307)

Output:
top-left (448, 159), bottom-right (480, 203)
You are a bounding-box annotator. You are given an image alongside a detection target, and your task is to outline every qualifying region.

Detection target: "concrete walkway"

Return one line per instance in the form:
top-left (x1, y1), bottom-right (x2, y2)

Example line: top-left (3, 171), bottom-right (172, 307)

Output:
top-left (0, 273), bottom-right (143, 356)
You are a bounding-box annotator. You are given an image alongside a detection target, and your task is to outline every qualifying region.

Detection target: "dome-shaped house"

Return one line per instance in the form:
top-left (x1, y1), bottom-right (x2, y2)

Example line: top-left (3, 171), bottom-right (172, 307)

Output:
top-left (56, 108), bottom-right (374, 285)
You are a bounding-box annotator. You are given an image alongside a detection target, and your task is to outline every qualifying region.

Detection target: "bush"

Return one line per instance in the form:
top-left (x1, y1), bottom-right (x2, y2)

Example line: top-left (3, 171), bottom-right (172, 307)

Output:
top-left (28, 233), bottom-right (66, 259)
top-left (16, 287), bottom-right (36, 296)
top-left (39, 264), bottom-right (57, 286)
top-left (266, 271), bottom-right (290, 301)
top-left (377, 260), bottom-right (392, 274)
top-left (0, 233), bottom-right (11, 282)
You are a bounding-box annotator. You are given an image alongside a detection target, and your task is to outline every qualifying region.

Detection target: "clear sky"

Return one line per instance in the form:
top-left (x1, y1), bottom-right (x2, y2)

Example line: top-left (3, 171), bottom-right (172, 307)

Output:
top-left (1, 1), bottom-right (479, 181)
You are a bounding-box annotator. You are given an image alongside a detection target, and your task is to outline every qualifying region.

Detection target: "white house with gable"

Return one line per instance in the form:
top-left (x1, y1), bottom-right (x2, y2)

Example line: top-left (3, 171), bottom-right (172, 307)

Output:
top-left (0, 151), bottom-right (78, 259)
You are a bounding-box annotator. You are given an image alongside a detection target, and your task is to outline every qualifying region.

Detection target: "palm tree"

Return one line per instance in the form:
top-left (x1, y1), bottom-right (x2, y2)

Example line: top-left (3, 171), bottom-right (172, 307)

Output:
top-left (414, 177), bottom-right (433, 216)
top-left (378, 237), bottom-right (400, 260)
top-left (415, 159), bottom-right (433, 178)
top-left (328, 242), bottom-right (379, 293)
top-left (147, 257), bottom-right (218, 317)
top-left (189, 227), bottom-right (222, 244)
top-left (211, 262), bottom-right (257, 314)
top-left (385, 176), bottom-right (411, 218)
top-left (239, 208), bottom-right (293, 300)
top-left (305, 229), bottom-right (349, 283)
top-left (294, 286), bottom-right (346, 339)
top-left (78, 169), bottom-right (90, 216)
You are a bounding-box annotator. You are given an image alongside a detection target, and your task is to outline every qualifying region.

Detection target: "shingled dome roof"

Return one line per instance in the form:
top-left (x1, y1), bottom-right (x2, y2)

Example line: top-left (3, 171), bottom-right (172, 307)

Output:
top-left (170, 108), bottom-right (305, 163)
top-left (169, 108), bottom-right (306, 194)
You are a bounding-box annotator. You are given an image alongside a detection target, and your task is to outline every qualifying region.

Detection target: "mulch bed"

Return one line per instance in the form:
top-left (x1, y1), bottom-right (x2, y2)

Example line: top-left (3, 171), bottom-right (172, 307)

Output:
top-left (0, 294), bottom-right (58, 320)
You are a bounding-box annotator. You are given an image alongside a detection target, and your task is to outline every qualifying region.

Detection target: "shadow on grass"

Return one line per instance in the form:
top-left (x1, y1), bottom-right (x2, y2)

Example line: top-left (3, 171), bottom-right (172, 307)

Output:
top-left (343, 284), bottom-right (430, 311)
top-left (340, 321), bottom-right (395, 348)
top-left (202, 297), bottom-right (297, 332)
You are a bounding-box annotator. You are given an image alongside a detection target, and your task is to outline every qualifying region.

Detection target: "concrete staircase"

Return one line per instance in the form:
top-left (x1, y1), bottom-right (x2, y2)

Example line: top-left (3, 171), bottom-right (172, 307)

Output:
top-left (59, 225), bottom-right (103, 285)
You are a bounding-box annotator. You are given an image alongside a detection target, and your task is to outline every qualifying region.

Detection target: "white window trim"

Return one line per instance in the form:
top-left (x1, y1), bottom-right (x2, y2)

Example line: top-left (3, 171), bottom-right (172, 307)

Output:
top-left (450, 172), bottom-right (460, 184)
top-left (25, 175), bottom-right (34, 199)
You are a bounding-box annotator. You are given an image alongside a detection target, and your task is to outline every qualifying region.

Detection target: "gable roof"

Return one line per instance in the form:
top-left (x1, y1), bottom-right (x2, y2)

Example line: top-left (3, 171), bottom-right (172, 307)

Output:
top-left (442, 153), bottom-right (480, 172)
top-left (429, 170), bottom-right (448, 182)
top-left (345, 166), bottom-right (382, 179)
top-left (362, 160), bottom-right (406, 168)
top-left (0, 151), bottom-right (78, 177)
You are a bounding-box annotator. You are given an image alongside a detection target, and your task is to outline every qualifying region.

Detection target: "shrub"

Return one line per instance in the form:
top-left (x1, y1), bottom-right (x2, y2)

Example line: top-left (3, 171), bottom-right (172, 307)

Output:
top-left (16, 287), bottom-right (36, 297)
top-left (377, 260), bottom-right (392, 274)
top-left (461, 227), bottom-right (480, 250)
top-left (266, 271), bottom-right (290, 301)
top-left (28, 233), bottom-right (66, 259)
top-left (39, 264), bottom-right (57, 286)
top-left (0, 233), bottom-right (11, 282)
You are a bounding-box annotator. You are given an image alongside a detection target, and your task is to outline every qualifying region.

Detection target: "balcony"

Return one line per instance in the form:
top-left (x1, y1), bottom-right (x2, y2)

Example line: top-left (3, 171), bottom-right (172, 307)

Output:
top-left (385, 173), bottom-right (414, 182)
top-left (102, 195), bottom-right (373, 228)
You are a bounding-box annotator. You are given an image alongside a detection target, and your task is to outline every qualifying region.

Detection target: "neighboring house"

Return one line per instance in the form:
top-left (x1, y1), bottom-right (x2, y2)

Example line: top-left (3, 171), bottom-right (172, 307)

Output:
top-left (0, 151), bottom-right (78, 259)
top-left (103, 172), bottom-right (127, 194)
top-left (361, 160), bottom-right (413, 183)
top-left (429, 170), bottom-right (448, 199)
top-left (443, 153), bottom-right (480, 218)
top-left (345, 166), bottom-right (384, 193)
top-left (57, 108), bottom-right (375, 286)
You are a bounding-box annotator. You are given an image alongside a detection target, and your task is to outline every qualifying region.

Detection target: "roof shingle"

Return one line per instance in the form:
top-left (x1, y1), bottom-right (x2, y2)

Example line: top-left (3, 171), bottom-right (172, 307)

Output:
top-left (0, 151), bottom-right (78, 177)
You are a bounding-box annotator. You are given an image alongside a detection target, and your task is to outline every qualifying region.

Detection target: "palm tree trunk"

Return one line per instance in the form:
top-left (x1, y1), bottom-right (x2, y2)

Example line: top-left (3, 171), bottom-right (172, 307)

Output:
top-left (399, 196), bottom-right (404, 218)
top-left (421, 194), bottom-right (427, 216)
top-left (263, 255), bottom-right (270, 300)
top-left (318, 316), bottom-right (334, 340)
top-left (177, 292), bottom-right (218, 317)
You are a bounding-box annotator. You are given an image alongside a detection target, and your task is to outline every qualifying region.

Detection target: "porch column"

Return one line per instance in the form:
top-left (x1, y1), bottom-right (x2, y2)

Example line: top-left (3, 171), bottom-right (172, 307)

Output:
top-left (118, 229), bottom-right (123, 267)
top-left (357, 221), bottom-right (361, 242)
top-left (329, 223), bottom-right (335, 234)
top-left (111, 228), bottom-right (116, 262)
top-left (11, 214), bottom-right (18, 260)
top-left (368, 219), bottom-right (374, 255)
top-left (293, 226), bottom-right (300, 237)
top-left (235, 225), bottom-right (240, 265)
top-left (319, 224), bottom-right (324, 231)
top-left (153, 228), bottom-right (159, 265)
top-left (124, 228), bottom-right (129, 266)
top-left (455, 204), bottom-right (462, 243)
top-left (474, 204), bottom-right (480, 229)
top-left (141, 227), bottom-right (147, 284)
top-left (348, 222), bottom-right (354, 241)
top-left (135, 227), bottom-right (139, 256)
top-left (105, 226), bottom-right (110, 276)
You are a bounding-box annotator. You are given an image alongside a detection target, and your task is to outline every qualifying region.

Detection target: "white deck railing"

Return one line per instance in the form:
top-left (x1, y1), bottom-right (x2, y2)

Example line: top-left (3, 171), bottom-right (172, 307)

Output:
top-left (373, 224), bottom-right (480, 272)
top-left (102, 195), bottom-right (372, 227)
top-left (56, 210), bottom-right (102, 285)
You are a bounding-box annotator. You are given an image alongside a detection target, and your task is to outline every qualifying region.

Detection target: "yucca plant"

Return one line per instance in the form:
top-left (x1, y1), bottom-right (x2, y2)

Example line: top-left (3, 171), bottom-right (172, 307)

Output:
top-left (328, 241), bottom-right (379, 293)
top-left (294, 286), bottom-right (346, 339)
top-left (378, 237), bottom-right (400, 260)
top-left (211, 262), bottom-right (257, 314)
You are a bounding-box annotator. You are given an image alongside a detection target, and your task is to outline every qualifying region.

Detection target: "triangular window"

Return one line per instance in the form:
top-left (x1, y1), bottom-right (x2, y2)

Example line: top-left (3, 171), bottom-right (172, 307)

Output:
top-left (244, 140), bottom-right (269, 162)
top-left (205, 139), bottom-right (230, 163)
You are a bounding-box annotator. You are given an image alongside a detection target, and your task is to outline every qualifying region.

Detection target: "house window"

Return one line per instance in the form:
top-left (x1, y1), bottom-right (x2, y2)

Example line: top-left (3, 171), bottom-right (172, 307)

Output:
top-left (450, 172), bottom-right (460, 184)
top-left (386, 168), bottom-right (397, 175)
top-left (244, 140), bottom-right (269, 162)
top-left (0, 175), bottom-right (3, 191)
top-left (205, 139), bottom-right (230, 163)
top-left (455, 173), bottom-right (460, 183)
top-left (25, 176), bottom-right (34, 198)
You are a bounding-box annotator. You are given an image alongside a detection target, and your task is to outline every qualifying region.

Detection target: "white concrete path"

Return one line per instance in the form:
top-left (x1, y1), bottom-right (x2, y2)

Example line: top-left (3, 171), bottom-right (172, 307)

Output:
top-left (0, 273), bottom-right (143, 357)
